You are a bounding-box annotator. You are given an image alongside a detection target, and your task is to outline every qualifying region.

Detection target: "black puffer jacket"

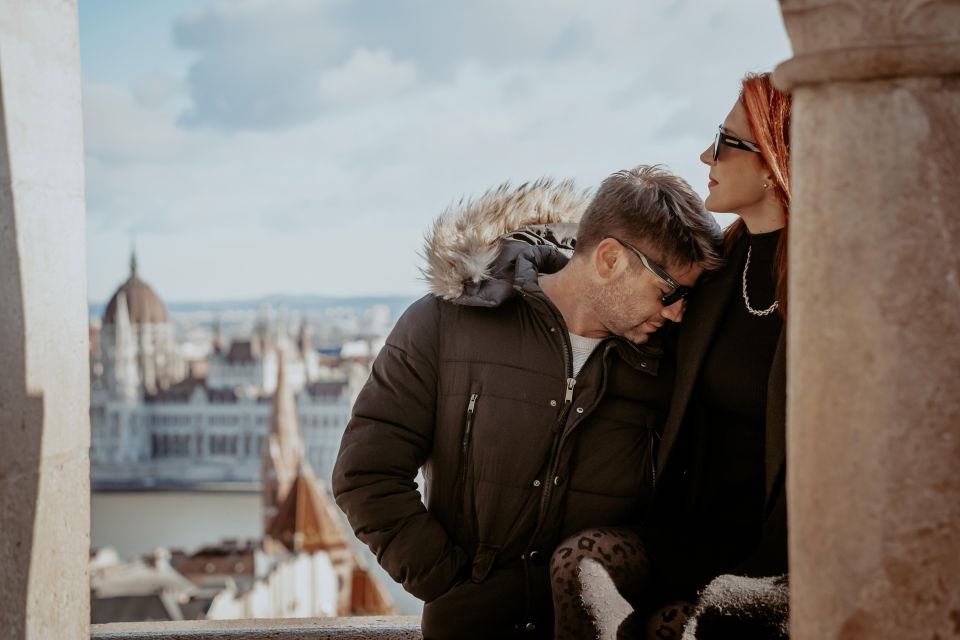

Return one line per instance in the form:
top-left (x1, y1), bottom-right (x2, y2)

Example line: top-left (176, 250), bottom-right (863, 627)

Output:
top-left (333, 183), bottom-right (674, 639)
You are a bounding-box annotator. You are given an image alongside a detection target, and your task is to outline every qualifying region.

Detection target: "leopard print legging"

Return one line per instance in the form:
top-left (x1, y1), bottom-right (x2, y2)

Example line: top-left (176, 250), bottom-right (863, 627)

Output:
top-left (551, 527), bottom-right (693, 640)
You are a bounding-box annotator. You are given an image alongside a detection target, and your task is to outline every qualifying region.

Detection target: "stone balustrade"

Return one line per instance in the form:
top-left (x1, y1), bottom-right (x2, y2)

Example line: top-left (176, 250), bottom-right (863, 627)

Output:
top-left (91, 616), bottom-right (423, 640)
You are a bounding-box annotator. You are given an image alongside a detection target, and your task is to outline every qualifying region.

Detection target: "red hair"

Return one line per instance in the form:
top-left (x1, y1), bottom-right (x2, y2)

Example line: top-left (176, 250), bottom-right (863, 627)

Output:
top-left (723, 72), bottom-right (792, 317)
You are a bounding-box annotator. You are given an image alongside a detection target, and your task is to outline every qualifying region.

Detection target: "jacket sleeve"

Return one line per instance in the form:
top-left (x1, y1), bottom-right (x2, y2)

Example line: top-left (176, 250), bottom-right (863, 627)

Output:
top-left (332, 295), bottom-right (468, 602)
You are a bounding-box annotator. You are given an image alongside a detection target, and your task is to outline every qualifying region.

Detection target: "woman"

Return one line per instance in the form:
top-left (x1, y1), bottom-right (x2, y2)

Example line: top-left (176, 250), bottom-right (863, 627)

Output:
top-left (551, 72), bottom-right (792, 639)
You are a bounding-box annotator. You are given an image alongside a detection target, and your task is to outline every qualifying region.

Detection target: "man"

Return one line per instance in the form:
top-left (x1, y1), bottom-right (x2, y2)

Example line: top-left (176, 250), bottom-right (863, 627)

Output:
top-left (333, 165), bottom-right (722, 639)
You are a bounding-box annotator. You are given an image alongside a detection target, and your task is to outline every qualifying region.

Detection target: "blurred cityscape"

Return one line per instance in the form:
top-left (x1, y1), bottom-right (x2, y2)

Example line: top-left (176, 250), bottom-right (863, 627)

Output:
top-left (87, 251), bottom-right (422, 622)
top-left (73, 1), bottom-right (794, 628)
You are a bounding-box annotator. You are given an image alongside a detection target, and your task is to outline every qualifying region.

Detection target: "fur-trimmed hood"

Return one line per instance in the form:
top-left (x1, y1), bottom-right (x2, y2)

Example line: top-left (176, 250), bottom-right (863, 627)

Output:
top-left (420, 179), bottom-right (590, 303)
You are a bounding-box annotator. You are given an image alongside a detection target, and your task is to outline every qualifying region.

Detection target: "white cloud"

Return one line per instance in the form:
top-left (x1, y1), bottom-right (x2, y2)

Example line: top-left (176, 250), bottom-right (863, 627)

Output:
top-left (134, 72), bottom-right (185, 109)
top-left (82, 0), bottom-right (793, 302)
top-left (172, 0), bottom-right (347, 129)
top-left (318, 49), bottom-right (418, 105)
top-left (83, 82), bottom-right (187, 164)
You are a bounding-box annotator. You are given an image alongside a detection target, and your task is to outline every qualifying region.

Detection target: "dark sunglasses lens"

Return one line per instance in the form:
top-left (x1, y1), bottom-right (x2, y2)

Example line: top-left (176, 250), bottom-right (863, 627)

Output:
top-left (713, 132), bottom-right (720, 161)
top-left (662, 287), bottom-right (690, 307)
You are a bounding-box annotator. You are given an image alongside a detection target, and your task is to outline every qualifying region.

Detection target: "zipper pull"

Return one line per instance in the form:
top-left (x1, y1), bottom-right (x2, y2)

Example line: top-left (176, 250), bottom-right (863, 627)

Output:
top-left (564, 378), bottom-right (576, 404)
top-left (467, 393), bottom-right (478, 414)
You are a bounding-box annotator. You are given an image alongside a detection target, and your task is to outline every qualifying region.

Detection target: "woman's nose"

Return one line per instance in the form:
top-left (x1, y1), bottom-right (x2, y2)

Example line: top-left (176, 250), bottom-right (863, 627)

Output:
top-left (700, 145), bottom-right (715, 166)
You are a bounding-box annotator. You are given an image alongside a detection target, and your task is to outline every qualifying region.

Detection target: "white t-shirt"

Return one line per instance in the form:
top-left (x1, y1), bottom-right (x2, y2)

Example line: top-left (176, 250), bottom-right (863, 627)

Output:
top-left (569, 332), bottom-right (603, 377)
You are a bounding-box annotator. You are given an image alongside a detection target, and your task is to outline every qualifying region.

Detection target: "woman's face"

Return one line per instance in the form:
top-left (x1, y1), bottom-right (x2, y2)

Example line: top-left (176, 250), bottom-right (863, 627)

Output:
top-left (700, 100), bottom-right (769, 214)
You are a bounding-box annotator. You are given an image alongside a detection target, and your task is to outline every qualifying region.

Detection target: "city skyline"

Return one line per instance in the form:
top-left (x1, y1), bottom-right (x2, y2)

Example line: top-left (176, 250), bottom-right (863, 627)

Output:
top-left (80, 1), bottom-right (792, 303)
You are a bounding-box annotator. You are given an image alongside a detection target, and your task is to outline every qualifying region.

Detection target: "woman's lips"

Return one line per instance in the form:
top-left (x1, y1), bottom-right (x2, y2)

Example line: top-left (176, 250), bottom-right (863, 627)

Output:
top-left (708, 178), bottom-right (718, 188)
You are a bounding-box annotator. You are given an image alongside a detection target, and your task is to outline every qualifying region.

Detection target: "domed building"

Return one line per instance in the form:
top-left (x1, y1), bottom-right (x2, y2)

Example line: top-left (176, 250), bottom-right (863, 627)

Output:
top-left (97, 251), bottom-right (184, 400)
top-left (88, 253), bottom-right (352, 495)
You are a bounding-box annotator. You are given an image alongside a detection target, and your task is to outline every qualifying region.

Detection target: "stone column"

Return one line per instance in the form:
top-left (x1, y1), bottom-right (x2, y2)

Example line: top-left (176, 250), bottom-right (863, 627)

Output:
top-left (775, 2), bottom-right (960, 639)
top-left (0, 1), bottom-right (90, 638)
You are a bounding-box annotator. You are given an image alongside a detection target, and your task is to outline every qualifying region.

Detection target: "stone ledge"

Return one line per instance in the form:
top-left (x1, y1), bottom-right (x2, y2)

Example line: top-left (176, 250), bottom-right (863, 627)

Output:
top-left (91, 616), bottom-right (422, 640)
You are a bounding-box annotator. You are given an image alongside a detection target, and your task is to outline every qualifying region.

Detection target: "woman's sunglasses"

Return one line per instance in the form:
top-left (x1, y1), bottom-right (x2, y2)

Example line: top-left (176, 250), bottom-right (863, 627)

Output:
top-left (713, 124), bottom-right (762, 161)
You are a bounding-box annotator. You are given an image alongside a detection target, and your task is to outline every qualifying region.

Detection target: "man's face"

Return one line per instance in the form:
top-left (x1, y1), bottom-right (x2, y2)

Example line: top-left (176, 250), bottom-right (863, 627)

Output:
top-left (589, 250), bottom-right (703, 344)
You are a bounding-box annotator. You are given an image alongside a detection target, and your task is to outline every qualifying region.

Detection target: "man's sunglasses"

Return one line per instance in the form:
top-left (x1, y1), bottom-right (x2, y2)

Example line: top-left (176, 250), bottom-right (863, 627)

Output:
top-left (712, 124), bottom-right (762, 161)
top-left (605, 237), bottom-right (692, 307)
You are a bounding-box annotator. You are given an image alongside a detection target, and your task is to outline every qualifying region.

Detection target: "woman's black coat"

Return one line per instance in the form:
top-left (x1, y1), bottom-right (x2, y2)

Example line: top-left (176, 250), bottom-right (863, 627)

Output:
top-left (645, 236), bottom-right (788, 591)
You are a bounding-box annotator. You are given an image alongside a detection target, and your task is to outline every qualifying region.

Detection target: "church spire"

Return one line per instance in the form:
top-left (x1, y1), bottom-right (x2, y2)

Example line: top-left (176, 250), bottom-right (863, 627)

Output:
top-left (129, 240), bottom-right (138, 279)
top-left (262, 347), bottom-right (303, 535)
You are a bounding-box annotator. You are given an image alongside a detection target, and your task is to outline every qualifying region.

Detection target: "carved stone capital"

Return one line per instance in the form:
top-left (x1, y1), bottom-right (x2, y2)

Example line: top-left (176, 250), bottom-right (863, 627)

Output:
top-left (775, 0), bottom-right (960, 90)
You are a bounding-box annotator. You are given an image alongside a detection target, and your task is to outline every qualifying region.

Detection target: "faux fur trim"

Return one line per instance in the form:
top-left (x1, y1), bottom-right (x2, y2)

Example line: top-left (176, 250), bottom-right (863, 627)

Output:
top-left (682, 574), bottom-right (790, 640)
top-left (420, 179), bottom-right (589, 300)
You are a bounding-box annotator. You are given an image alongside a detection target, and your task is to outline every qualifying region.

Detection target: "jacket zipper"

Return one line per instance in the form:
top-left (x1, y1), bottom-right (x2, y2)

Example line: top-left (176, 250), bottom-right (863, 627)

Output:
top-left (455, 393), bottom-right (479, 536)
top-left (528, 377), bottom-right (576, 543)
top-left (519, 287), bottom-right (629, 550)
top-left (462, 393), bottom-right (478, 462)
top-left (515, 288), bottom-right (581, 545)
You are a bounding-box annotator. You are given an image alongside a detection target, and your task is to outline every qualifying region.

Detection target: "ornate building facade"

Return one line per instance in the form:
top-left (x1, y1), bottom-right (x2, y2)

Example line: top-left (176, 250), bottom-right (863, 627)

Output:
top-left (89, 254), bottom-right (359, 489)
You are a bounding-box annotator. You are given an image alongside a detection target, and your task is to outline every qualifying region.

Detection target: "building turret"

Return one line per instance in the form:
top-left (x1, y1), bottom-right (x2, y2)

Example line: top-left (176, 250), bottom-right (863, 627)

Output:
top-left (212, 315), bottom-right (225, 355)
top-left (261, 348), bottom-right (303, 533)
top-left (111, 291), bottom-right (140, 402)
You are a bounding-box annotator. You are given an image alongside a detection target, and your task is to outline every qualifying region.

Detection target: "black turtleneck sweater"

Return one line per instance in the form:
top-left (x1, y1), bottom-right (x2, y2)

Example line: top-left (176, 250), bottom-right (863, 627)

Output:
top-left (688, 228), bottom-right (783, 564)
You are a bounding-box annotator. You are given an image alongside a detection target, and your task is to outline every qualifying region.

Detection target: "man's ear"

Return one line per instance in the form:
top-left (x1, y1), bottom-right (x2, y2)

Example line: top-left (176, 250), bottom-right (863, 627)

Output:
top-left (593, 238), bottom-right (622, 281)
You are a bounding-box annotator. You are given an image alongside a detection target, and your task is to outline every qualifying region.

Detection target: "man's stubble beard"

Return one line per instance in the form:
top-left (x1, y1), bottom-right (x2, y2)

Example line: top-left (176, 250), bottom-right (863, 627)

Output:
top-left (586, 278), bottom-right (645, 343)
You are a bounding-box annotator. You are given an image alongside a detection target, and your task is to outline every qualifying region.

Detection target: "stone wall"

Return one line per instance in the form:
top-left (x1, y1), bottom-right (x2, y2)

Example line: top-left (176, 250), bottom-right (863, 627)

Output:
top-left (777, 1), bottom-right (960, 638)
top-left (0, 0), bottom-right (90, 638)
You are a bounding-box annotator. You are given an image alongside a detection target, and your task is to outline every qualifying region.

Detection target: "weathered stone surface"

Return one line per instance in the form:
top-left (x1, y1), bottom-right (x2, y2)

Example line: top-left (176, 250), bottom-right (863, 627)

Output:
top-left (0, 0), bottom-right (90, 638)
top-left (777, 0), bottom-right (960, 87)
top-left (778, 2), bottom-right (960, 639)
top-left (91, 616), bottom-right (423, 640)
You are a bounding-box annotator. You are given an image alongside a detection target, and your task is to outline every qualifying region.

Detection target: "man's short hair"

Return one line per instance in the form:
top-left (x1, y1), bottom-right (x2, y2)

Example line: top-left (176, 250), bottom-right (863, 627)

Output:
top-left (575, 165), bottom-right (723, 270)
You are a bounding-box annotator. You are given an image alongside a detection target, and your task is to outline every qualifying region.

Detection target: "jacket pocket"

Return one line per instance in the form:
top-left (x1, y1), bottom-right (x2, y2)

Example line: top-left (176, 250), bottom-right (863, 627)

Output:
top-left (471, 542), bottom-right (500, 583)
top-left (455, 386), bottom-right (481, 541)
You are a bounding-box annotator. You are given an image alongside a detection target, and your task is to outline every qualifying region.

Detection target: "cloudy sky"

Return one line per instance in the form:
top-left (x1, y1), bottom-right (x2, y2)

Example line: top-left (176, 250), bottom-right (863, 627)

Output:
top-left (79, 0), bottom-right (792, 303)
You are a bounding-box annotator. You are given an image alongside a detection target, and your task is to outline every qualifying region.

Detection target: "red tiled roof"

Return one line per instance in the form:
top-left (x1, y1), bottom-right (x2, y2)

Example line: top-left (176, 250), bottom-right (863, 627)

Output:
top-left (266, 470), bottom-right (350, 553)
top-left (172, 545), bottom-right (256, 580)
top-left (350, 566), bottom-right (398, 616)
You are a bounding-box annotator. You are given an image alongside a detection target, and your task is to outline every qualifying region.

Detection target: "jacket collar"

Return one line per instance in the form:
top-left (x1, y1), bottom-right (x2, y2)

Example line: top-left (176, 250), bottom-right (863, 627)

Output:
top-left (513, 252), bottom-right (665, 375)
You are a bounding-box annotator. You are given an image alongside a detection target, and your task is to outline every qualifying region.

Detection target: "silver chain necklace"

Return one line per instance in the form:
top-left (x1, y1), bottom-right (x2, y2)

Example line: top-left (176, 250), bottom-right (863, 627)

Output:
top-left (741, 246), bottom-right (779, 316)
